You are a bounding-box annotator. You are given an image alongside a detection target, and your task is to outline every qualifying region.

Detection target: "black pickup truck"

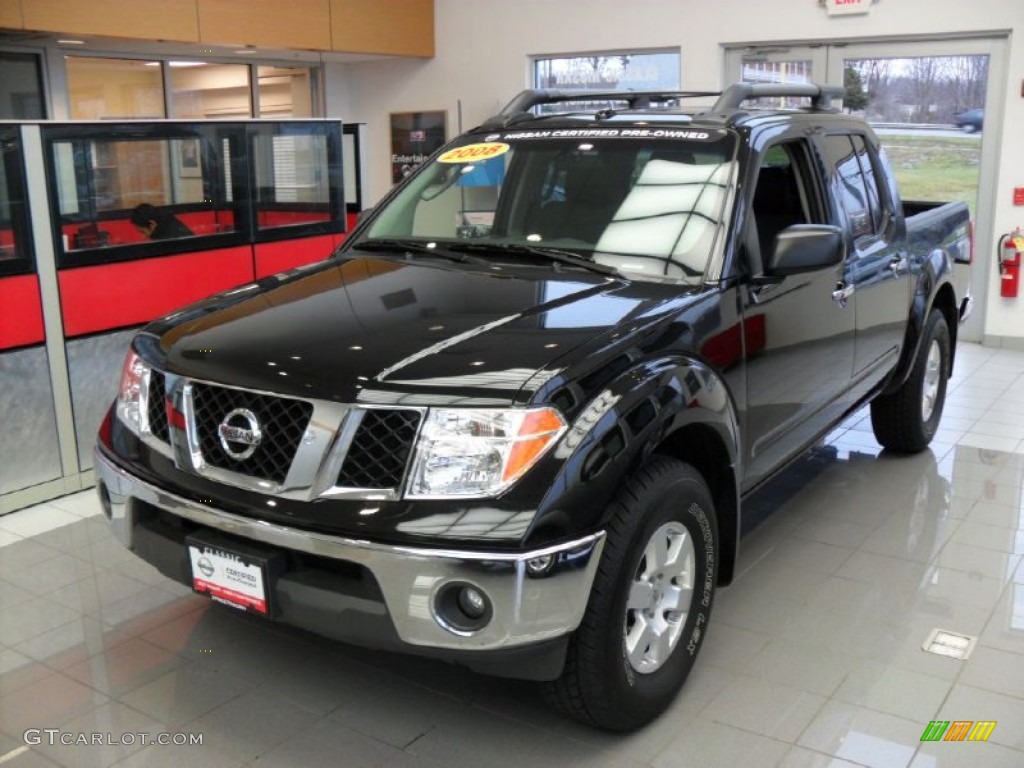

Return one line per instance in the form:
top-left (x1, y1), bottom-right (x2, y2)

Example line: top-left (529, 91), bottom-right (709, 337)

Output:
top-left (95, 83), bottom-right (972, 730)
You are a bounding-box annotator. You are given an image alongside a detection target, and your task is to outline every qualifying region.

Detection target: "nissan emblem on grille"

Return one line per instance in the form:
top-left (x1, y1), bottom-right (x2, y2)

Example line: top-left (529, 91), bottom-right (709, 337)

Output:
top-left (217, 408), bottom-right (262, 459)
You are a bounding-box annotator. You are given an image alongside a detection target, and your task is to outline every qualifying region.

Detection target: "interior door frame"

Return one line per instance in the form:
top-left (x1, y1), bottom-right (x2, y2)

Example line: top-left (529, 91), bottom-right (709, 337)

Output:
top-left (725, 35), bottom-right (1009, 343)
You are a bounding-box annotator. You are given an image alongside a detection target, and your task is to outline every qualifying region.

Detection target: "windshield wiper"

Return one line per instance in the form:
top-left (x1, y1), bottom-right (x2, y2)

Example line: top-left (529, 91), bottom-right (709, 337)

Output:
top-left (446, 242), bottom-right (624, 278)
top-left (351, 239), bottom-right (490, 265)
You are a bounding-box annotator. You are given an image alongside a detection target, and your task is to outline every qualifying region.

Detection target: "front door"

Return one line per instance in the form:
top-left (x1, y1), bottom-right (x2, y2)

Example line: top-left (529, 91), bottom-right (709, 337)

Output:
top-left (741, 137), bottom-right (856, 491)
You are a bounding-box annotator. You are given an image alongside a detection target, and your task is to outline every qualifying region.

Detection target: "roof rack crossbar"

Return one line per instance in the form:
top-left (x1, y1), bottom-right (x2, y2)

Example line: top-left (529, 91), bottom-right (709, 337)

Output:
top-left (498, 89), bottom-right (721, 116)
top-left (709, 83), bottom-right (846, 113)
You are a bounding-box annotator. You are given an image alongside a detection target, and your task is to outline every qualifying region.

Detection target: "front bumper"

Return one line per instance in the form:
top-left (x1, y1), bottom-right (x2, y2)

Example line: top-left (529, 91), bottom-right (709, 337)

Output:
top-left (94, 447), bottom-right (604, 674)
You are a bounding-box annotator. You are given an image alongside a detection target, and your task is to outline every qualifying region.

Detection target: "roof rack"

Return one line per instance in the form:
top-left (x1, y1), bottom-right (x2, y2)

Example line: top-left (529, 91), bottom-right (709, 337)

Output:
top-left (479, 89), bottom-right (720, 130)
top-left (476, 83), bottom-right (847, 131)
top-left (706, 83), bottom-right (845, 115)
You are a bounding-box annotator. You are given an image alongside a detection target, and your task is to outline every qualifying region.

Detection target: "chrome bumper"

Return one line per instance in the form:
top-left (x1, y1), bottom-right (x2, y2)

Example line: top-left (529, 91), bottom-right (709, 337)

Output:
top-left (94, 448), bottom-right (604, 652)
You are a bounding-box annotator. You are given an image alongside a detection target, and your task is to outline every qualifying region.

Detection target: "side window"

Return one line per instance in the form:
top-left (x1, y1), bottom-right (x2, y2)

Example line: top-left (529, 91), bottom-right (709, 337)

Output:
top-left (749, 140), bottom-right (822, 260)
top-left (851, 134), bottom-right (885, 234)
top-left (822, 134), bottom-right (875, 240)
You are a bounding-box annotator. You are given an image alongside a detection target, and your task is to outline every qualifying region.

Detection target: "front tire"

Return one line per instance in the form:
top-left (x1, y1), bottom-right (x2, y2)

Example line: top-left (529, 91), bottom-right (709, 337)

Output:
top-left (870, 308), bottom-right (950, 453)
top-left (542, 456), bottom-right (718, 731)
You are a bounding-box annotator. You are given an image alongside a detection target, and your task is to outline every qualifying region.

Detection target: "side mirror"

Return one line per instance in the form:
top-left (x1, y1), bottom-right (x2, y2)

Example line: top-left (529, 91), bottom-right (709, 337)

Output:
top-left (765, 224), bottom-right (845, 276)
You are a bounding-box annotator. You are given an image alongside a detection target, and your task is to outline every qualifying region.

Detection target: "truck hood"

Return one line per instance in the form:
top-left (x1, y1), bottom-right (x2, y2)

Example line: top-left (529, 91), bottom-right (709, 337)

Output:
top-left (144, 255), bottom-right (693, 405)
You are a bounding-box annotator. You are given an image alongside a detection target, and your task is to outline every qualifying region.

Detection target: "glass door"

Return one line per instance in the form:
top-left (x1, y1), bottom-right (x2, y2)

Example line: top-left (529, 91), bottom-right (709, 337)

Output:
top-left (726, 45), bottom-right (827, 108)
top-left (832, 39), bottom-right (1002, 344)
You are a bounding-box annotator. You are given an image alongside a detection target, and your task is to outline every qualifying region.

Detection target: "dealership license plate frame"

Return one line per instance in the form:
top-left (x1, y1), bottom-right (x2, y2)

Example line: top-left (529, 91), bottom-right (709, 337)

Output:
top-left (185, 532), bottom-right (282, 616)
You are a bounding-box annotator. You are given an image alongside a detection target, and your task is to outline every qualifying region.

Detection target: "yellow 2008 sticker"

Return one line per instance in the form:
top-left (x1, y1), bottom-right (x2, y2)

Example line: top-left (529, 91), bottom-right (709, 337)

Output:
top-left (437, 142), bottom-right (510, 163)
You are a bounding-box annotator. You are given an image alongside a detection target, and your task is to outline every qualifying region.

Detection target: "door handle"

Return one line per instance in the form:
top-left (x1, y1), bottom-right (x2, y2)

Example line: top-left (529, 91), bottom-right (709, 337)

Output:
top-left (832, 282), bottom-right (854, 305)
top-left (888, 255), bottom-right (908, 275)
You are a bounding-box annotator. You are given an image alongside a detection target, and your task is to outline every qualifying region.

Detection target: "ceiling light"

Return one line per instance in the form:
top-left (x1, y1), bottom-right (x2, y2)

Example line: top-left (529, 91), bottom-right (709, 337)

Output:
top-left (57, 39), bottom-right (86, 45)
top-left (168, 61), bottom-right (206, 68)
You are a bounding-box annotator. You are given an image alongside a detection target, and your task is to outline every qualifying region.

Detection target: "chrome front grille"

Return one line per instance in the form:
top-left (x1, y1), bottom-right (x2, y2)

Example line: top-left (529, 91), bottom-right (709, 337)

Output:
top-left (336, 409), bottom-right (422, 490)
top-left (146, 366), bottom-right (421, 499)
top-left (191, 382), bottom-right (314, 484)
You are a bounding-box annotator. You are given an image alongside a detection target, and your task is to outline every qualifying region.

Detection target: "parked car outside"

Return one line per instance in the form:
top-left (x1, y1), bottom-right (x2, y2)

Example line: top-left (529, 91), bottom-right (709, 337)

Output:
top-left (953, 108), bottom-right (984, 133)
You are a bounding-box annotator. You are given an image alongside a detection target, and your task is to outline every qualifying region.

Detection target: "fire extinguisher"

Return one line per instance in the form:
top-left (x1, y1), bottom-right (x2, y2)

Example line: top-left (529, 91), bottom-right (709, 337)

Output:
top-left (997, 228), bottom-right (1023, 298)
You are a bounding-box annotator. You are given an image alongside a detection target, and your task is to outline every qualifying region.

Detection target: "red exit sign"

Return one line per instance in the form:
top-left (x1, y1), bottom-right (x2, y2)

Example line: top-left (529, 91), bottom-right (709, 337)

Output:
top-left (826, 0), bottom-right (872, 14)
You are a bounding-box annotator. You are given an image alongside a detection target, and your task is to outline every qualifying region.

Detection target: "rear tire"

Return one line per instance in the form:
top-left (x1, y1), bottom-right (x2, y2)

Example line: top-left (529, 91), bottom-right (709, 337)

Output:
top-left (870, 309), bottom-right (950, 453)
top-left (542, 456), bottom-right (718, 731)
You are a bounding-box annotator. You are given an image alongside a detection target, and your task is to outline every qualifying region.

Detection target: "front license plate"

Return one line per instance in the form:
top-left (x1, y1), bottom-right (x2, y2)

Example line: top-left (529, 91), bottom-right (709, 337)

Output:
top-left (188, 541), bottom-right (270, 614)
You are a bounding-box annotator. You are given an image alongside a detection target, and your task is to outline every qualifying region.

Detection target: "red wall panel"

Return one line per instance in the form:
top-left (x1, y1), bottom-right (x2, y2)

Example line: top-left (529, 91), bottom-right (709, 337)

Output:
top-left (257, 211), bottom-right (331, 227)
top-left (58, 247), bottom-right (255, 337)
top-left (0, 275), bottom-right (45, 350)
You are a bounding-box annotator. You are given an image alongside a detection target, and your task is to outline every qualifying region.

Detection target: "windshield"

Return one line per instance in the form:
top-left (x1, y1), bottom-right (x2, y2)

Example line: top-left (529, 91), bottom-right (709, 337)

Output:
top-left (357, 128), bottom-right (737, 282)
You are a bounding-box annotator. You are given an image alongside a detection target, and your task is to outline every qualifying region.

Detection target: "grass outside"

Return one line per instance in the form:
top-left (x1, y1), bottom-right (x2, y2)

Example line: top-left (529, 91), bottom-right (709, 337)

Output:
top-left (876, 134), bottom-right (981, 212)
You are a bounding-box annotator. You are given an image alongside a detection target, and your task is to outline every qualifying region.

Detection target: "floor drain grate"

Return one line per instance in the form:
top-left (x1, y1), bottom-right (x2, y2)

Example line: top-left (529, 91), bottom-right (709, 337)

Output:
top-left (922, 628), bottom-right (977, 660)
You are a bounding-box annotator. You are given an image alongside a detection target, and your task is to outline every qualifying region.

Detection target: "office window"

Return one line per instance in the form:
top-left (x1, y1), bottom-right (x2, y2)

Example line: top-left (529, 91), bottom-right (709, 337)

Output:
top-left (257, 65), bottom-right (318, 117)
top-left (0, 52), bottom-right (45, 119)
top-left (170, 63), bottom-right (252, 119)
top-left (66, 57), bottom-right (164, 119)
top-left (253, 126), bottom-right (335, 229)
top-left (51, 134), bottom-right (235, 254)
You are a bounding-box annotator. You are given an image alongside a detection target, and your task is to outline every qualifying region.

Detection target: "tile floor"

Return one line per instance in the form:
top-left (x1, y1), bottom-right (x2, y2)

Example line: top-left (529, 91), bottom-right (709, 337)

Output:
top-left (0, 341), bottom-right (1023, 768)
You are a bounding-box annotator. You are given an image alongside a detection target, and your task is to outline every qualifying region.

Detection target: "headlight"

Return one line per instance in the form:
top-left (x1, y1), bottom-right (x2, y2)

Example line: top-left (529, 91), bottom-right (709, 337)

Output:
top-left (115, 350), bottom-right (149, 435)
top-left (407, 407), bottom-right (566, 498)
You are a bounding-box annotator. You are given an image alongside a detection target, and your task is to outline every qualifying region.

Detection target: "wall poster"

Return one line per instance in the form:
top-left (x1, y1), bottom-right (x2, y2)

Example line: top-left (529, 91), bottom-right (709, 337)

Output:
top-left (389, 111), bottom-right (447, 184)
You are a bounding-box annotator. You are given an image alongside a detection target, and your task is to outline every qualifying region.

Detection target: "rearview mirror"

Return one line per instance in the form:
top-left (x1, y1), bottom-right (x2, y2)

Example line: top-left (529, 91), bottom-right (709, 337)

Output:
top-left (766, 224), bottom-right (844, 276)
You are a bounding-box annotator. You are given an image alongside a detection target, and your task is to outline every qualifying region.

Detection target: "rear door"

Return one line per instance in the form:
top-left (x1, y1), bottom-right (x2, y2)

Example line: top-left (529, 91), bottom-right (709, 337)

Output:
top-left (818, 132), bottom-right (909, 393)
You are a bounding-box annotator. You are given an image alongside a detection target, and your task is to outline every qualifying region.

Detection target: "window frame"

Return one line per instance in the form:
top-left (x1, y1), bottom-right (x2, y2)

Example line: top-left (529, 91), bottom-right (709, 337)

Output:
top-left (0, 127), bottom-right (36, 278)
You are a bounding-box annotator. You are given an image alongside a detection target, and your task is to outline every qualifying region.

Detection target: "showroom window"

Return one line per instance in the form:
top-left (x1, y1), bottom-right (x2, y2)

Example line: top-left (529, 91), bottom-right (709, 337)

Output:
top-left (0, 51), bottom-right (46, 119)
top-left (533, 49), bottom-right (681, 93)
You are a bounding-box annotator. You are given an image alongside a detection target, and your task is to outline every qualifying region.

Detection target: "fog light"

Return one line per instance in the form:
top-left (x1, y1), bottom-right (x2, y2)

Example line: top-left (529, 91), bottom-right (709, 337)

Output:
top-left (434, 582), bottom-right (493, 634)
top-left (458, 586), bottom-right (487, 618)
top-left (526, 554), bottom-right (555, 577)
